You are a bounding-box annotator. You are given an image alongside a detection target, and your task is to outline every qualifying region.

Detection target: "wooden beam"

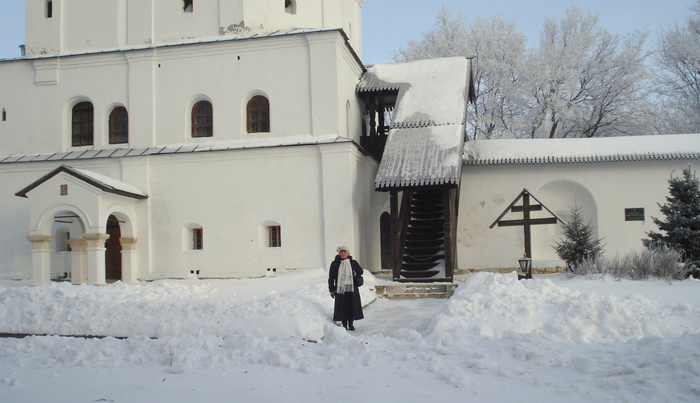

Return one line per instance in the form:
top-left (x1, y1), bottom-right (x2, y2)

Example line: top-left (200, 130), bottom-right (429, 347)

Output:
top-left (511, 205), bottom-right (543, 212)
top-left (497, 218), bottom-right (559, 227)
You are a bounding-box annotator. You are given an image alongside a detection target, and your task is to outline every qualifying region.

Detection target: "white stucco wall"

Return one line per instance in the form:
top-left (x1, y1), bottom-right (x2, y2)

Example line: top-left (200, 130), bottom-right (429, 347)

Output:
top-left (0, 141), bottom-right (380, 281)
top-left (0, 30), bottom-right (363, 155)
top-left (458, 159), bottom-right (700, 271)
top-left (24, 0), bottom-right (363, 58)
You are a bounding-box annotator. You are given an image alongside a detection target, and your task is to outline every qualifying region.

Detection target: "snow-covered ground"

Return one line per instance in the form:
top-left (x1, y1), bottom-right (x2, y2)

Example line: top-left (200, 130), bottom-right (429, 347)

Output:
top-left (0, 270), bottom-right (699, 402)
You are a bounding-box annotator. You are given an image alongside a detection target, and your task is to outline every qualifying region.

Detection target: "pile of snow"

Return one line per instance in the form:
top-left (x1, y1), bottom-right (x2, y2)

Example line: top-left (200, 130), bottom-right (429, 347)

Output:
top-left (0, 271), bottom-right (699, 402)
top-left (436, 272), bottom-right (700, 343)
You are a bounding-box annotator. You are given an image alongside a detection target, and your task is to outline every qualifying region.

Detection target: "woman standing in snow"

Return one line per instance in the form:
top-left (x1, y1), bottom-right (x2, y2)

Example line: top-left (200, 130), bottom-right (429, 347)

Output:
top-left (328, 245), bottom-right (364, 330)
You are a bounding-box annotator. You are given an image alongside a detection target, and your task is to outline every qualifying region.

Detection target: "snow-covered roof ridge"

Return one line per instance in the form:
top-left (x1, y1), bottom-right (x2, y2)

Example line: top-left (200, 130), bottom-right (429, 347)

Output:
top-left (0, 135), bottom-right (351, 165)
top-left (363, 57), bottom-right (474, 190)
top-left (464, 134), bottom-right (700, 166)
top-left (358, 57), bottom-right (472, 126)
top-left (2, 28), bottom-right (340, 62)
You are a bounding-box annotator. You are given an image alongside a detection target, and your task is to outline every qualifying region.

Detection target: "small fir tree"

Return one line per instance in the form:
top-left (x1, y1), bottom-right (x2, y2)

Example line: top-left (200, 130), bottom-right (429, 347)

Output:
top-left (553, 205), bottom-right (605, 269)
top-left (644, 167), bottom-right (700, 261)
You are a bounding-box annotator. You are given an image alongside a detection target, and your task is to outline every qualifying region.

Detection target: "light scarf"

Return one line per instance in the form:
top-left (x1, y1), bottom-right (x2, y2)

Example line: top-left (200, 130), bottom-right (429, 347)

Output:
top-left (336, 258), bottom-right (355, 294)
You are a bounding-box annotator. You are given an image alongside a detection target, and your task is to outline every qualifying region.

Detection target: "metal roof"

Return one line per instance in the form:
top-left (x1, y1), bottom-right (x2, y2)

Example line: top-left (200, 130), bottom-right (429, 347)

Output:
top-left (15, 165), bottom-right (148, 200)
top-left (0, 135), bottom-right (353, 165)
top-left (463, 134), bottom-right (700, 166)
top-left (464, 152), bottom-right (700, 166)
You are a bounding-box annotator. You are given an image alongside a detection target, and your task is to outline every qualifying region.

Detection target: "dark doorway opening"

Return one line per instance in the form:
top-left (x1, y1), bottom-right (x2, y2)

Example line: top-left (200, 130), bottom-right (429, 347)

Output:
top-left (105, 215), bottom-right (122, 282)
top-left (380, 212), bottom-right (392, 271)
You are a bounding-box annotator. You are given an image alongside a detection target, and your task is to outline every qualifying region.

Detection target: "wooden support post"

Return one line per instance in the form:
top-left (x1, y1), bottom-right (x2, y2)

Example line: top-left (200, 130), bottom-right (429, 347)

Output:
top-left (378, 100), bottom-right (385, 136)
top-left (369, 95), bottom-right (377, 137)
top-left (443, 189), bottom-right (454, 281)
top-left (523, 192), bottom-right (531, 259)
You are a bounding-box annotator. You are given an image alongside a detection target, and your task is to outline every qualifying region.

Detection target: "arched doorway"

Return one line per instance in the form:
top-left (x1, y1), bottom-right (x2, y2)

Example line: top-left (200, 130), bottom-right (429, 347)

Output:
top-left (532, 180), bottom-right (598, 262)
top-left (50, 210), bottom-right (86, 281)
top-left (105, 214), bottom-right (122, 282)
top-left (380, 212), bottom-right (392, 270)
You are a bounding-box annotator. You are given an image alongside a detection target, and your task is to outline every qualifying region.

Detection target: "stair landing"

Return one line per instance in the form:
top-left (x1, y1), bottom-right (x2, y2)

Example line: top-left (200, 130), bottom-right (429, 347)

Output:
top-left (374, 283), bottom-right (458, 300)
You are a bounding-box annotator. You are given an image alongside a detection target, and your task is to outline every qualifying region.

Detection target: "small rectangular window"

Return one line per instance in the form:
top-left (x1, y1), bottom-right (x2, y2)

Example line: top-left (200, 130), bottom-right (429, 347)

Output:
top-left (1, 109), bottom-right (5, 121)
top-left (47, 1), bottom-right (53, 18)
top-left (269, 226), bottom-right (281, 248)
top-left (60, 184), bottom-right (68, 196)
top-left (625, 208), bottom-right (645, 222)
top-left (183, 0), bottom-right (193, 12)
top-left (193, 228), bottom-right (203, 249)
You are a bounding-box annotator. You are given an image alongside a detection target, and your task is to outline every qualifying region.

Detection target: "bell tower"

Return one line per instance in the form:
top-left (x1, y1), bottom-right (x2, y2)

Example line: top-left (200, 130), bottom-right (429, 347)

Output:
top-left (24, 0), bottom-right (363, 58)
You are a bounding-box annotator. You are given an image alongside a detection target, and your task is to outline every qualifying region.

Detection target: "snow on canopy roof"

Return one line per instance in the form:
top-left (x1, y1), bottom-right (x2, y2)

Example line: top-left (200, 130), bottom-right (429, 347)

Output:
top-left (15, 165), bottom-right (148, 199)
top-left (360, 57), bottom-right (473, 190)
top-left (463, 134), bottom-right (700, 166)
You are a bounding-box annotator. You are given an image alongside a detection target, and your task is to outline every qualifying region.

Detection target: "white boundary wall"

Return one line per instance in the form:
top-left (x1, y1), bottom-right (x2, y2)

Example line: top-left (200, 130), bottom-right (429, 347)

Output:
top-left (458, 158), bottom-right (700, 271)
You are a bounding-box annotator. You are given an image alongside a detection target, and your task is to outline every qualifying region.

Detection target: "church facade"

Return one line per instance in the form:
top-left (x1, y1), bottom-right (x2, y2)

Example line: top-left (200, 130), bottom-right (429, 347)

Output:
top-left (1, 1), bottom-right (698, 285)
top-left (1, 0), bottom-right (387, 284)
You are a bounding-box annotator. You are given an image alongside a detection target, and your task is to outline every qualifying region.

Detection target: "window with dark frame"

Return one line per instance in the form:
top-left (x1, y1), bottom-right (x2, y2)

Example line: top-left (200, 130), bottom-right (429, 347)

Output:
top-left (193, 228), bottom-right (203, 250)
top-left (192, 101), bottom-right (213, 137)
top-left (47, 1), bottom-right (53, 18)
top-left (72, 102), bottom-right (94, 146)
top-left (625, 208), bottom-right (645, 222)
top-left (109, 106), bottom-right (129, 144)
top-left (183, 0), bottom-right (193, 12)
top-left (285, 0), bottom-right (296, 14)
top-left (269, 226), bottom-right (281, 248)
top-left (247, 96), bottom-right (270, 133)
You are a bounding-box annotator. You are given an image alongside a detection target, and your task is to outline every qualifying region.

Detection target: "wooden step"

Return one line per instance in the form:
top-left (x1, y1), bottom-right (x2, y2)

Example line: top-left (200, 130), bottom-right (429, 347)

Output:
top-left (401, 269), bottom-right (440, 278)
top-left (375, 284), bottom-right (458, 300)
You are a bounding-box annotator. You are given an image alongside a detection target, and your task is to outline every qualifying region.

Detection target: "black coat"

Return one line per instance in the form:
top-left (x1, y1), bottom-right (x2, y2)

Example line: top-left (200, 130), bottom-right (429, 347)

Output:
top-left (328, 255), bottom-right (364, 321)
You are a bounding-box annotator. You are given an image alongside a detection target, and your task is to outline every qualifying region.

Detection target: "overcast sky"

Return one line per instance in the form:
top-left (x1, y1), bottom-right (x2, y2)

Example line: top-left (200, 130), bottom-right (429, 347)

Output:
top-left (0, 0), bottom-right (694, 62)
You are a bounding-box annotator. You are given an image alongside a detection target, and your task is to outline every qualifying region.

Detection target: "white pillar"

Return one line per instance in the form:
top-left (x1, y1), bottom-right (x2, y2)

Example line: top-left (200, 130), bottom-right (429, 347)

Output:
top-left (27, 235), bottom-right (54, 286)
top-left (68, 238), bottom-right (87, 285)
top-left (84, 233), bottom-right (110, 285)
top-left (120, 237), bottom-right (138, 284)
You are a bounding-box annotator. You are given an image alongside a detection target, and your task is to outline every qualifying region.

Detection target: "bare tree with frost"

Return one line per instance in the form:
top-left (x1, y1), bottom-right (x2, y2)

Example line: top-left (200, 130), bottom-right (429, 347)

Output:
top-left (392, 6), bottom-right (649, 140)
top-left (524, 6), bottom-right (650, 138)
top-left (651, 1), bottom-right (700, 133)
top-left (392, 6), bottom-right (528, 140)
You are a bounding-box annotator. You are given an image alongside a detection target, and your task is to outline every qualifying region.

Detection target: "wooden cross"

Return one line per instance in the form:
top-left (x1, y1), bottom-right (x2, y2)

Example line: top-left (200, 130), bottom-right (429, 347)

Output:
top-left (489, 189), bottom-right (563, 259)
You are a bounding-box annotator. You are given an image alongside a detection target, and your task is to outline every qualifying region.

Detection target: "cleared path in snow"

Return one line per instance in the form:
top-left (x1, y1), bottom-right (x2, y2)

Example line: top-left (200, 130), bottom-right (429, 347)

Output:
top-left (350, 298), bottom-right (449, 336)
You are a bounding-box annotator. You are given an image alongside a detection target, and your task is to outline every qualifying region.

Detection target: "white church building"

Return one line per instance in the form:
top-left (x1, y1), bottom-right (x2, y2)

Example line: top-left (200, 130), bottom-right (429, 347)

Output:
top-left (0, 0), bottom-right (698, 285)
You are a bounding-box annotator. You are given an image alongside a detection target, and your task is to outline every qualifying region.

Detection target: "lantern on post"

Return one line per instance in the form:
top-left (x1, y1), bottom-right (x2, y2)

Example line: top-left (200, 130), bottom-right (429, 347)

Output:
top-left (518, 255), bottom-right (532, 280)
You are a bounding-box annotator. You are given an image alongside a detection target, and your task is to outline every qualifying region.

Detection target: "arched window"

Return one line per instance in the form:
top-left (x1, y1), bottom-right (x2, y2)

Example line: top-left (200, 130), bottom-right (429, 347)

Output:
top-left (109, 106), bottom-right (128, 144)
top-left (72, 102), bottom-right (94, 146)
top-left (247, 96), bottom-right (270, 133)
top-left (192, 101), bottom-right (213, 137)
top-left (285, 0), bottom-right (296, 15)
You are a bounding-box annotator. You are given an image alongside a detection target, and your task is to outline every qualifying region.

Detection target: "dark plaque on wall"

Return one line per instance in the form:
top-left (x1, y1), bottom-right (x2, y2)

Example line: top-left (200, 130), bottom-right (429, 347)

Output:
top-left (625, 208), bottom-right (645, 222)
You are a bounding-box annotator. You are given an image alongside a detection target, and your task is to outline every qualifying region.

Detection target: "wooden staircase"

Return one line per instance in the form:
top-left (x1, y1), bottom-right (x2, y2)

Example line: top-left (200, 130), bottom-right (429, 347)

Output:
top-left (401, 191), bottom-right (446, 279)
top-left (391, 188), bottom-right (458, 283)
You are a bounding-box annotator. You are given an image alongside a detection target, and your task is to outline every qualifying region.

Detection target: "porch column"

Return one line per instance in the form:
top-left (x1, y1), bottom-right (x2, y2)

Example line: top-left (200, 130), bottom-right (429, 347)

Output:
top-left (27, 235), bottom-right (54, 286)
top-left (68, 239), bottom-right (87, 285)
top-left (83, 233), bottom-right (110, 285)
top-left (120, 237), bottom-right (138, 284)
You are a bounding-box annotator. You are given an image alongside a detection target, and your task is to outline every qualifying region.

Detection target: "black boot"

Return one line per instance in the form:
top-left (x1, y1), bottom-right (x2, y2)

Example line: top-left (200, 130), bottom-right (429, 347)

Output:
top-left (341, 321), bottom-right (347, 329)
top-left (348, 321), bottom-right (355, 331)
